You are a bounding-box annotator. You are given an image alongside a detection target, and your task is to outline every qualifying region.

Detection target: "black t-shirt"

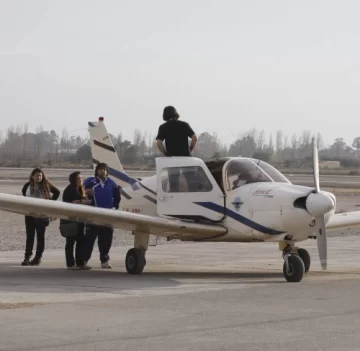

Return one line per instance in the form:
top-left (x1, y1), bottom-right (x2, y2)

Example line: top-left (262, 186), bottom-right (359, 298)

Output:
top-left (156, 120), bottom-right (195, 156)
top-left (62, 184), bottom-right (84, 203)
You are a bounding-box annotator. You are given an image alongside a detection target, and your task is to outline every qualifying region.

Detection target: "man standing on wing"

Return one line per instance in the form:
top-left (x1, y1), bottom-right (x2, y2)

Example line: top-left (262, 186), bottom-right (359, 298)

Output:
top-left (156, 105), bottom-right (198, 192)
top-left (83, 163), bottom-right (121, 268)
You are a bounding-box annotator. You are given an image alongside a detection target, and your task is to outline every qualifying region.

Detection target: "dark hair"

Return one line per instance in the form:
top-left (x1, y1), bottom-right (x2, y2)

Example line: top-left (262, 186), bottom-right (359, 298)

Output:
top-left (163, 106), bottom-right (179, 121)
top-left (95, 162), bottom-right (109, 177)
top-left (28, 167), bottom-right (52, 199)
top-left (69, 171), bottom-right (86, 198)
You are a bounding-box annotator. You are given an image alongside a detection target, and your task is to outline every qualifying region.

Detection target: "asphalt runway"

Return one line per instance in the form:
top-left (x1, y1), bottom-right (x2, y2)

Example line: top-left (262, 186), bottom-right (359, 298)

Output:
top-left (1, 238), bottom-right (360, 350)
top-left (1, 168), bottom-right (360, 350)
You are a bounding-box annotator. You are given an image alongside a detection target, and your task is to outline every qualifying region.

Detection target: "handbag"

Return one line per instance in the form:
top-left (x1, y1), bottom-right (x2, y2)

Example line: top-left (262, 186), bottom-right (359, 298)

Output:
top-left (34, 217), bottom-right (50, 227)
top-left (59, 221), bottom-right (80, 238)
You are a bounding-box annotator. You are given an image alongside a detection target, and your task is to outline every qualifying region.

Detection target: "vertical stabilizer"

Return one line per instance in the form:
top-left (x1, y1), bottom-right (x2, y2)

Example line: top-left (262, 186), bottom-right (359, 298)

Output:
top-left (88, 117), bottom-right (138, 189)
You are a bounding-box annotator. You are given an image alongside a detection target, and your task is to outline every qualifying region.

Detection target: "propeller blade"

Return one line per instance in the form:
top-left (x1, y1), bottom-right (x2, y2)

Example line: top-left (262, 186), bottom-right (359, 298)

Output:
top-left (316, 215), bottom-right (327, 270)
top-left (312, 136), bottom-right (320, 193)
top-left (312, 136), bottom-right (327, 269)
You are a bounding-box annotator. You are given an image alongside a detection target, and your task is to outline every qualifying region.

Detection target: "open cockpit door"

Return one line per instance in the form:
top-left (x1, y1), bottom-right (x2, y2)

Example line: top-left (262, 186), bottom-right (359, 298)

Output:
top-left (155, 157), bottom-right (225, 222)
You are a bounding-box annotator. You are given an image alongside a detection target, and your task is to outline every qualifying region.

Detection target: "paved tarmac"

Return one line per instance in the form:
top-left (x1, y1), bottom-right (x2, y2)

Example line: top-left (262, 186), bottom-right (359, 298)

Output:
top-left (2, 237), bottom-right (360, 350)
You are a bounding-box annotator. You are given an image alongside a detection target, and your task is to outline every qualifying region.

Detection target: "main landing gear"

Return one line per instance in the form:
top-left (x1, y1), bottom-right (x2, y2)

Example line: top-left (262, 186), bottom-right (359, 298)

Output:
top-left (125, 231), bottom-right (149, 275)
top-left (280, 242), bottom-right (311, 283)
top-left (124, 235), bottom-right (312, 282)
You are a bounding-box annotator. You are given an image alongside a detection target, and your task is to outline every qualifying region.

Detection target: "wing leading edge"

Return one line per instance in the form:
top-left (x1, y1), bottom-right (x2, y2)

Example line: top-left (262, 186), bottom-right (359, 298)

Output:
top-left (0, 193), bottom-right (227, 240)
top-left (326, 210), bottom-right (360, 230)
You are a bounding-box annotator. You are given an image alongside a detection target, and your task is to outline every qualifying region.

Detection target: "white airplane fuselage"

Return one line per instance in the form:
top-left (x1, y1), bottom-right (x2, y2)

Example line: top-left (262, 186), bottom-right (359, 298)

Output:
top-left (113, 173), bottom-right (336, 244)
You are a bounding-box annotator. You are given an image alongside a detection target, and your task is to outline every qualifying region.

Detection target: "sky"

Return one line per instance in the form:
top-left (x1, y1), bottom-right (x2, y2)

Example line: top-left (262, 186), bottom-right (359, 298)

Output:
top-left (1, 0), bottom-right (359, 148)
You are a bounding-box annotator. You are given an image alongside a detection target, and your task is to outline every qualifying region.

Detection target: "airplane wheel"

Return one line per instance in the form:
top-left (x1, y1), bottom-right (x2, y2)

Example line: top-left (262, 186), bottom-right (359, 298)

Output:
top-left (283, 254), bottom-right (305, 283)
top-left (125, 248), bottom-right (146, 275)
top-left (297, 248), bottom-right (311, 273)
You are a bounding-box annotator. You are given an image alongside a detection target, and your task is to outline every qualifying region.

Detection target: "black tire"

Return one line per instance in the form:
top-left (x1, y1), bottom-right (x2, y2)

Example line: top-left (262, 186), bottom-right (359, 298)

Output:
top-left (125, 248), bottom-right (146, 275)
top-left (297, 248), bottom-right (311, 273)
top-left (283, 254), bottom-right (305, 282)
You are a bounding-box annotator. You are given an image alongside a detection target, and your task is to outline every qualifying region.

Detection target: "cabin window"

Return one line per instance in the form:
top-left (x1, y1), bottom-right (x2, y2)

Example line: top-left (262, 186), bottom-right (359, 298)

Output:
top-left (161, 166), bottom-right (213, 193)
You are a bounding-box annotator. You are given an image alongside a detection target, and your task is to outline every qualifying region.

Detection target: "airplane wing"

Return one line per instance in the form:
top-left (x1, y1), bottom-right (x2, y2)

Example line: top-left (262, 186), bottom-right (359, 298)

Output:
top-left (326, 210), bottom-right (360, 230)
top-left (0, 193), bottom-right (227, 240)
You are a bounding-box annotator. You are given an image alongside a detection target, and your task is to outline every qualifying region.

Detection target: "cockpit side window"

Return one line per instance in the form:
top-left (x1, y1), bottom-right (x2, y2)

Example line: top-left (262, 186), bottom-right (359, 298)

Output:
top-left (225, 159), bottom-right (272, 191)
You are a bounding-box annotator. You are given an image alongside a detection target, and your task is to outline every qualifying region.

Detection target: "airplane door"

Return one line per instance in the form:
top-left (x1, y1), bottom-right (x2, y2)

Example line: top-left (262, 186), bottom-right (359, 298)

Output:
top-left (155, 157), bottom-right (225, 221)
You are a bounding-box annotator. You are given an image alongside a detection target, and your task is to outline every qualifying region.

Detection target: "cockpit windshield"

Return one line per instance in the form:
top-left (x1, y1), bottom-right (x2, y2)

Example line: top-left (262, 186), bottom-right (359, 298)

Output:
top-left (225, 159), bottom-right (272, 191)
top-left (248, 158), bottom-right (291, 184)
top-left (224, 158), bottom-right (291, 191)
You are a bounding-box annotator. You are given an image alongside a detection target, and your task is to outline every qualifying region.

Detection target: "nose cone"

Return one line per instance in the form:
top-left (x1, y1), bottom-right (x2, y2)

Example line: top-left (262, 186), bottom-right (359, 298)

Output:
top-left (325, 191), bottom-right (336, 210)
top-left (306, 191), bottom-right (335, 217)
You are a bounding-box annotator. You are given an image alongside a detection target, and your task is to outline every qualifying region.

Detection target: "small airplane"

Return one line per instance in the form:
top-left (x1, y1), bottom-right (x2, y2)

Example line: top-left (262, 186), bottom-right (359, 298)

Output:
top-left (0, 117), bottom-right (360, 283)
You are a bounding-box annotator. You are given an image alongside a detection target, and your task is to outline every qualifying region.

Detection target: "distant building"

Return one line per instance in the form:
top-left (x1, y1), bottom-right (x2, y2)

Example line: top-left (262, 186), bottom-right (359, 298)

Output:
top-left (319, 161), bottom-right (341, 169)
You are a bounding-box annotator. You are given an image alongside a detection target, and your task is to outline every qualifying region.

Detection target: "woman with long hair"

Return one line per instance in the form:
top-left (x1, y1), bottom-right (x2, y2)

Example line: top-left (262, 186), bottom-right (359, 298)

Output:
top-left (61, 171), bottom-right (92, 270)
top-left (21, 167), bottom-right (60, 266)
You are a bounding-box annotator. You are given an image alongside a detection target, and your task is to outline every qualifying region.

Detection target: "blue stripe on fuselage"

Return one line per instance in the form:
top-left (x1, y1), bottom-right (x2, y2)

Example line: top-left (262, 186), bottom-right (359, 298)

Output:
top-left (107, 167), bottom-right (138, 186)
top-left (194, 201), bottom-right (284, 235)
top-left (143, 195), bottom-right (157, 204)
top-left (104, 165), bottom-right (157, 201)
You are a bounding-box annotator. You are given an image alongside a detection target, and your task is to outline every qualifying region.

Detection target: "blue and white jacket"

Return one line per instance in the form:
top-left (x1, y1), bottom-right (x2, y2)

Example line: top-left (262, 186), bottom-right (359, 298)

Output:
top-left (84, 176), bottom-right (121, 210)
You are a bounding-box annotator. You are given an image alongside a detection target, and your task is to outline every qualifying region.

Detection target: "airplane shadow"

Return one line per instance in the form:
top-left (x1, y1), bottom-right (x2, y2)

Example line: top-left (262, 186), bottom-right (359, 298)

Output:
top-left (140, 271), bottom-right (285, 283)
top-left (0, 262), bottom-right (286, 295)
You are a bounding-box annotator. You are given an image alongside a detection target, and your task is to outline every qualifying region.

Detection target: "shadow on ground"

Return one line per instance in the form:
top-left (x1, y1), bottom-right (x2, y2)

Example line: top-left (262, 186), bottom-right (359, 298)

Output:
top-left (0, 262), bottom-right (291, 295)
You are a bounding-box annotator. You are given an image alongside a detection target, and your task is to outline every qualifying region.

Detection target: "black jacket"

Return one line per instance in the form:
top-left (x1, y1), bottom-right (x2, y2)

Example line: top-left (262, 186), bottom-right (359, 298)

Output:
top-left (22, 182), bottom-right (60, 200)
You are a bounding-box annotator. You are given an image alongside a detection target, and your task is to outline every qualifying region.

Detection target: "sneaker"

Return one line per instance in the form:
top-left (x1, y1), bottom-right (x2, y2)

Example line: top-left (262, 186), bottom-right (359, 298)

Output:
top-left (21, 258), bottom-right (30, 266)
top-left (67, 266), bottom-right (80, 270)
top-left (30, 257), bottom-right (41, 266)
top-left (78, 264), bottom-right (92, 270)
top-left (101, 261), bottom-right (112, 269)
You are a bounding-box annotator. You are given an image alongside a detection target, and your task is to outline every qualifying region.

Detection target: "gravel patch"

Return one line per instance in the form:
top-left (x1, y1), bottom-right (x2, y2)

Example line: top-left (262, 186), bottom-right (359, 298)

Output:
top-left (0, 302), bottom-right (44, 309)
top-left (0, 211), bottom-right (179, 253)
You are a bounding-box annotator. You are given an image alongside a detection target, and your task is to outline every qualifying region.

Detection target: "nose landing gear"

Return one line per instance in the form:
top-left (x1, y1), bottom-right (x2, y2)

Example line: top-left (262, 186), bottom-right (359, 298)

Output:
top-left (281, 243), bottom-right (311, 282)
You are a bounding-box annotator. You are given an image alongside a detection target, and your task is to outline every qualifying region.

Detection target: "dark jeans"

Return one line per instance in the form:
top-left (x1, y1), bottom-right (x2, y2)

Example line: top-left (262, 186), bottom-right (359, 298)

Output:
top-left (84, 224), bottom-right (113, 263)
top-left (24, 216), bottom-right (48, 259)
top-left (65, 223), bottom-right (86, 267)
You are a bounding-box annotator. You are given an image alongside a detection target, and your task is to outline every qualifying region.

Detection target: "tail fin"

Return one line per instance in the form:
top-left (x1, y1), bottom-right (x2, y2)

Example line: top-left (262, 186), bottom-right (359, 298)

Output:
top-left (87, 117), bottom-right (138, 189)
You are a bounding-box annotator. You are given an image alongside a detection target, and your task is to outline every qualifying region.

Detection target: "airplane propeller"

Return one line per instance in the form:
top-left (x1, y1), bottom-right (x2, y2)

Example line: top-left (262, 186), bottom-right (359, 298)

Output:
top-left (304, 136), bottom-right (332, 270)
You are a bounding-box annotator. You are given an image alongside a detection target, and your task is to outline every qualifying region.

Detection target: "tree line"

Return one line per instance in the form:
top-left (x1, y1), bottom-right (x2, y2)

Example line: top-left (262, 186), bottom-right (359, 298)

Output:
top-left (0, 123), bottom-right (360, 169)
